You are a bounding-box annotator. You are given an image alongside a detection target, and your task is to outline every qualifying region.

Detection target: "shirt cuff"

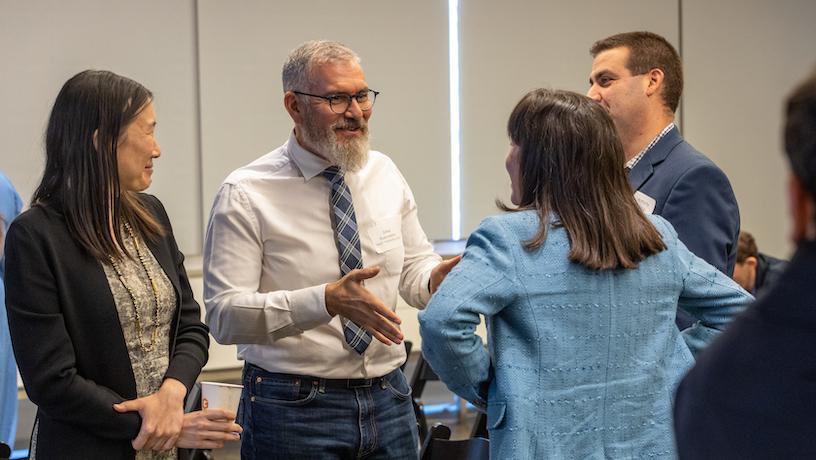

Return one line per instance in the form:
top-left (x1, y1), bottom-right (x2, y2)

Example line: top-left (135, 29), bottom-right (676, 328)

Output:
top-left (286, 284), bottom-right (332, 331)
top-left (417, 269), bottom-right (434, 306)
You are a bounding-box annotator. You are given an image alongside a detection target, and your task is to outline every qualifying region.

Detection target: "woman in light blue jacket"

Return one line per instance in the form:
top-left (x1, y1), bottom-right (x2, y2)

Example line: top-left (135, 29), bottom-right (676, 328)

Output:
top-left (419, 89), bottom-right (752, 459)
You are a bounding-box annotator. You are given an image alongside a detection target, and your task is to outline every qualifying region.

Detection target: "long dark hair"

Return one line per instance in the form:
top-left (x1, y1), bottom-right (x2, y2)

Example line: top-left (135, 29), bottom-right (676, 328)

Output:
top-left (500, 89), bottom-right (666, 270)
top-left (32, 70), bottom-right (163, 261)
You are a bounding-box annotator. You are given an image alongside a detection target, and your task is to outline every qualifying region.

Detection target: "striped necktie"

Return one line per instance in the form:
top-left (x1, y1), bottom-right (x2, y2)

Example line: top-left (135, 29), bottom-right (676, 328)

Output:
top-left (322, 166), bottom-right (371, 354)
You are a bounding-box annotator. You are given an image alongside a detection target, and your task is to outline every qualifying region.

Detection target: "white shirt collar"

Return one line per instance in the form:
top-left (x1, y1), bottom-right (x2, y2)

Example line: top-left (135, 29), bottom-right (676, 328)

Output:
top-left (286, 130), bottom-right (331, 181)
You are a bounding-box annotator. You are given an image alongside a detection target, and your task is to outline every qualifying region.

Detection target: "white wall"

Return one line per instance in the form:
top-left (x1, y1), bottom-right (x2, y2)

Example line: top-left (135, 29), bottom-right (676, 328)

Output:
top-left (682, 0), bottom-right (816, 258)
top-left (0, 0), bottom-right (203, 254)
top-left (3, 0), bottom-right (811, 257)
top-left (459, 0), bottom-right (680, 234)
top-left (3, 1), bottom-right (815, 370)
top-left (196, 0), bottom-right (452, 240)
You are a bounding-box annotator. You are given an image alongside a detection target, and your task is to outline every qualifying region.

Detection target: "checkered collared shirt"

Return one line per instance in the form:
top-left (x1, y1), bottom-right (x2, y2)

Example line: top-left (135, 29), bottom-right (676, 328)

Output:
top-left (625, 123), bottom-right (676, 171)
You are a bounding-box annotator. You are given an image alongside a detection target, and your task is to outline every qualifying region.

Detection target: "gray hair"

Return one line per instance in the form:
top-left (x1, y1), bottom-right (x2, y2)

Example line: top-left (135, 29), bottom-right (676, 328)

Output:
top-left (282, 40), bottom-right (361, 92)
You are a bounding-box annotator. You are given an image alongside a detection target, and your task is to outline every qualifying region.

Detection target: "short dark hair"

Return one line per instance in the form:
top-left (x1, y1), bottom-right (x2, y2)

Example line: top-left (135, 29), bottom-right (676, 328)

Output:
top-left (32, 70), bottom-right (163, 261)
top-left (501, 88), bottom-right (666, 270)
top-left (785, 68), bottom-right (816, 203)
top-left (590, 31), bottom-right (683, 113)
top-left (737, 231), bottom-right (759, 263)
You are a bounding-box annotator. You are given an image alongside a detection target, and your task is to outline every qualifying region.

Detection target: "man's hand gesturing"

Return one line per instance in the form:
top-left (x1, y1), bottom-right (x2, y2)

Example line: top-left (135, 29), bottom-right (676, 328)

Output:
top-left (324, 266), bottom-right (403, 346)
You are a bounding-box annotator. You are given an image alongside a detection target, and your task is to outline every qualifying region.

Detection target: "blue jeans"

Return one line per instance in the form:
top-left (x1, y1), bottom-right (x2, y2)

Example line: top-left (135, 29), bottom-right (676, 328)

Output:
top-left (239, 363), bottom-right (419, 460)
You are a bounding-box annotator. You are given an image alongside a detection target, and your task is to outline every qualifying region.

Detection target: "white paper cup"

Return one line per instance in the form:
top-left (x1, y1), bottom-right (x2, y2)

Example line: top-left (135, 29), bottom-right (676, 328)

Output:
top-left (200, 381), bottom-right (243, 413)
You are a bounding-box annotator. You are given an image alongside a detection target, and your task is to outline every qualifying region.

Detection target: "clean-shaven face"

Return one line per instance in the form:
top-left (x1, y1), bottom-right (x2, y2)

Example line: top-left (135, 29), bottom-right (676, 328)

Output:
top-left (587, 46), bottom-right (649, 133)
top-left (117, 101), bottom-right (161, 192)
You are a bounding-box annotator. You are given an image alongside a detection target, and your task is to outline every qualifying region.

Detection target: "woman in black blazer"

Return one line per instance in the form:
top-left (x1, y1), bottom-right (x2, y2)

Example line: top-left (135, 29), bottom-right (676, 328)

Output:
top-left (4, 70), bottom-right (240, 459)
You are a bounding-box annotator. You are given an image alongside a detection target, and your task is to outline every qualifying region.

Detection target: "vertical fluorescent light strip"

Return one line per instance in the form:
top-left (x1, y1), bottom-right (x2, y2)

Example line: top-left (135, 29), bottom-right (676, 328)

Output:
top-left (448, 0), bottom-right (461, 240)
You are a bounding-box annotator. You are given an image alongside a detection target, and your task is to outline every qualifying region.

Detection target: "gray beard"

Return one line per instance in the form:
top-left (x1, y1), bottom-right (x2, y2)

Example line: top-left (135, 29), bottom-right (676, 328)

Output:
top-left (301, 114), bottom-right (370, 173)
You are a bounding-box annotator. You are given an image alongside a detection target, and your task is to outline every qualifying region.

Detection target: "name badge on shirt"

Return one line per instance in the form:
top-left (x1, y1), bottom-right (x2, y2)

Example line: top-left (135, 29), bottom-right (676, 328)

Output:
top-left (634, 191), bottom-right (656, 214)
top-left (367, 215), bottom-right (402, 253)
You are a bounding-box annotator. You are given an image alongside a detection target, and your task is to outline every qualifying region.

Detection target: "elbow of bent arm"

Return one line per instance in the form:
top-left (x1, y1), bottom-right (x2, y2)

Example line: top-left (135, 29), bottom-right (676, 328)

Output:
top-left (203, 296), bottom-right (240, 345)
top-left (205, 307), bottom-right (239, 345)
top-left (204, 291), bottom-right (285, 345)
top-left (23, 372), bottom-right (142, 440)
top-left (417, 309), bottom-right (446, 345)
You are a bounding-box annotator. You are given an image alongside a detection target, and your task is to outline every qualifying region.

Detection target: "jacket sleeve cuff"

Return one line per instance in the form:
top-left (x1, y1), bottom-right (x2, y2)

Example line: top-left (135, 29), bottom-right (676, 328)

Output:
top-left (164, 350), bottom-right (206, 392)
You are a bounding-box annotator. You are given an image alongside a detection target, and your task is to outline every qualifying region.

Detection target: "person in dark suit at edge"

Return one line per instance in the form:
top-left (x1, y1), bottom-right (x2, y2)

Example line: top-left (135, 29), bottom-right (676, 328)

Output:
top-left (674, 68), bottom-right (816, 459)
top-left (732, 230), bottom-right (788, 297)
top-left (587, 31), bottom-right (741, 328)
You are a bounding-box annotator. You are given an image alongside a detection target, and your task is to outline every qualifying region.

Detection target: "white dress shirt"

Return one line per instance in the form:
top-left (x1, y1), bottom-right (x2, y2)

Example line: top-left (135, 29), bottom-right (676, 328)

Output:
top-left (203, 133), bottom-right (441, 378)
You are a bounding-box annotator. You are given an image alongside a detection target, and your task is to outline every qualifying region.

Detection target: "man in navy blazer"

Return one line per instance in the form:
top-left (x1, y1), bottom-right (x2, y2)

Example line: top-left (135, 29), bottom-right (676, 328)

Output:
top-left (674, 68), bottom-right (816, 459)
top-left (588, 31), bottom-right (740, 328)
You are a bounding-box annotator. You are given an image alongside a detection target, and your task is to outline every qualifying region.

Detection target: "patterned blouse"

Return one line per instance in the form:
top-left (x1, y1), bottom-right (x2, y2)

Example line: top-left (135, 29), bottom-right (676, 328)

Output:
top-left (102, 227), bottom-right (177, 460)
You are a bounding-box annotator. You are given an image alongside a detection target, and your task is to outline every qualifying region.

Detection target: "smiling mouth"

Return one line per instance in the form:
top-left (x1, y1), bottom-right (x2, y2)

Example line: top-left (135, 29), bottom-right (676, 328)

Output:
top-left (336, 127), bottom-right (364, 137)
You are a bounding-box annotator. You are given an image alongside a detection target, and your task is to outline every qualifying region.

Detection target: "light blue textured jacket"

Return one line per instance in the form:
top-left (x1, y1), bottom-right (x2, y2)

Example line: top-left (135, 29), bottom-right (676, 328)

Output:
top-left (419, 211), bottom-right (751, 459)
top-left (0, 171), bottom-right (22, 448)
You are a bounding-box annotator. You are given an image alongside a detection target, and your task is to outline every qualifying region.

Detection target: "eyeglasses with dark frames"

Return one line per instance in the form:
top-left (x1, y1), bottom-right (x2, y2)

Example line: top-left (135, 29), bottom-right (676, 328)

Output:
top-left (292, 89), bottom-right (379, 114)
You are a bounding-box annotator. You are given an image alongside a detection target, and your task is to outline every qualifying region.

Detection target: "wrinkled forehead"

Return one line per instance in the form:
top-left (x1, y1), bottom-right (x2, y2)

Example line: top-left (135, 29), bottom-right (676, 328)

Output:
top-left (308, 60), bottom-right (368, 93)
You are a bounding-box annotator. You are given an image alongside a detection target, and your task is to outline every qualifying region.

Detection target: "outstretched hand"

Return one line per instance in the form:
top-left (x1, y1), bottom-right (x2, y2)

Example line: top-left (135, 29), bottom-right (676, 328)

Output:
top-left (113, 378), bottom-right (187, 451)
top-left (325, 266), bottom-right (403, 346)
top-left (430, 255), bottom-right (462, 294)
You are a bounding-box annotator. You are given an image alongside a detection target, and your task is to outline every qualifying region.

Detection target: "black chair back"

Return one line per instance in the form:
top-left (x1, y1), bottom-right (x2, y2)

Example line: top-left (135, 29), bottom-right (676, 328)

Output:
top-left (420, 423), bottom-right (489, 460)
top-left (470, 411), bottom-right (488, 439)
top-left (408, 352), bottom-right (441, 442)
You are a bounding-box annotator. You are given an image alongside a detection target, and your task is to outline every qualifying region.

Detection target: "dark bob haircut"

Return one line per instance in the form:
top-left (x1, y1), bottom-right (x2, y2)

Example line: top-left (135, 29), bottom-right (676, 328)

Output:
top-left (501, 88), bottom-right (666, 270)
top-left (32, 70), bottom-right (163, 261)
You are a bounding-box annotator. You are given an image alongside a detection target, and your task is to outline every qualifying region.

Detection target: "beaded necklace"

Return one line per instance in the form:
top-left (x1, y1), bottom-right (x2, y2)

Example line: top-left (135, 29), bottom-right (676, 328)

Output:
top-left (108, 222), bottom-right (163, 353)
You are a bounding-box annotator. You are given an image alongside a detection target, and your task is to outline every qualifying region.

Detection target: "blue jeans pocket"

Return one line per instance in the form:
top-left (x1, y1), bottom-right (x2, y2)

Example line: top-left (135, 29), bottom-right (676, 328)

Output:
top-left (382, 370), bottom-right (412, 401)
top-left (250, 374), bottom-right (318, 406)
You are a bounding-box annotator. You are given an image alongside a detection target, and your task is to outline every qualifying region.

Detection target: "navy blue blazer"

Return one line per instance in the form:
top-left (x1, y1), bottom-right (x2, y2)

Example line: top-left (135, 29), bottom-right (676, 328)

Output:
top-left (674, 241), bottom-right (816, 459)
top-left (629, 127), bottom-right (740, 275)
top-left (629, 127), bottom-right (740, 327)
top-left (755, 252), bottom-right (787, 296)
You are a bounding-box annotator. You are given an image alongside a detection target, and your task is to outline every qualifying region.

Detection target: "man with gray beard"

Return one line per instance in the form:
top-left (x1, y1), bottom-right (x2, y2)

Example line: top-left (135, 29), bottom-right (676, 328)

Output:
top-left (203, 40), bottom-right (458, 459)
